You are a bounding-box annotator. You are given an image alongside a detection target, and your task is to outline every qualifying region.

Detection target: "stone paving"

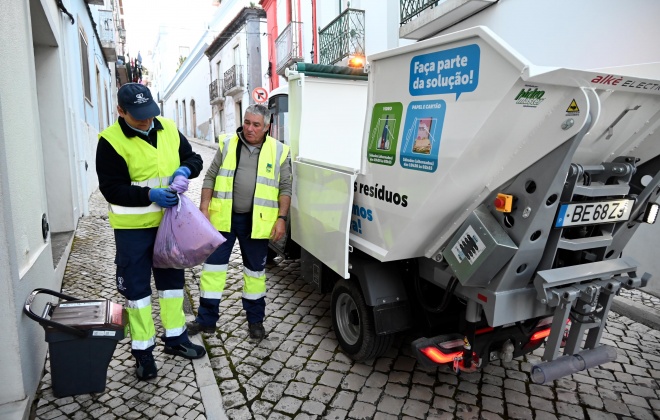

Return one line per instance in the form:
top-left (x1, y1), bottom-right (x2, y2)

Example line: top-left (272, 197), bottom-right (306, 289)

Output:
top-left (31, 141), bottom-right (660, 419)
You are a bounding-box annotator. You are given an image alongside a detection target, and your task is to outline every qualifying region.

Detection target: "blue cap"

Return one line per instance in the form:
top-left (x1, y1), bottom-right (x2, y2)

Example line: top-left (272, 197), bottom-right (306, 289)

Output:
top-left (117, 83), bottom-right (160, 120)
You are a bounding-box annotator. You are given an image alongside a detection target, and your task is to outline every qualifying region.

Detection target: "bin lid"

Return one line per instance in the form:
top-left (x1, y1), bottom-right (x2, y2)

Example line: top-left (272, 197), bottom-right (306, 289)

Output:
top-left (50, 299), bottom-right (124, 329)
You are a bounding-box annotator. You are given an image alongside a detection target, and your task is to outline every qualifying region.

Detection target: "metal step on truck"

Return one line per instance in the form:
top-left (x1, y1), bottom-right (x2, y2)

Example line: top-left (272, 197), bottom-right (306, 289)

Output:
top-left (267, 26), bottom-right (660, 383)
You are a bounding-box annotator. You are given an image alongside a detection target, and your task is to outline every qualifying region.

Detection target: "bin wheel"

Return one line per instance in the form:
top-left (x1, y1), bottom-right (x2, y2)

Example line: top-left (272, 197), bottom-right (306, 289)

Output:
top-left (331, 278), bottom-right (393, 361)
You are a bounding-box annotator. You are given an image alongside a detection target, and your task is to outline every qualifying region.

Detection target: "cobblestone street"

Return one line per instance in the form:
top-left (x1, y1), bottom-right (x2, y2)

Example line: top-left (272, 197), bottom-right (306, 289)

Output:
top-left (31, 142), bottom-right (660, 419)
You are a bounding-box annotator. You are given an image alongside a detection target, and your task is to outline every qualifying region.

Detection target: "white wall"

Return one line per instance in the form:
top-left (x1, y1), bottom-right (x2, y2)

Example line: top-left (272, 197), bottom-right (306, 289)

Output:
top-left (216, 31), bottom-right (249, 134)
top-left (0, 0), bottom-right (57, 414)
top-left (155, 1), bottom-right (264, 140)
top-left (259, 16), bottom-right (271, 99)
top-left (62, 2), bottom-right (114, 218)
top-left (162, 39), bottom-right (214, 141)
top-left (437, 0), bottom-right (660, 70)
top-left (150, 26), bottom-right (205, 104)
top-left (148, 0), bottom-right (246, 104)
top-left (0, 0), bottom-right (117, 415)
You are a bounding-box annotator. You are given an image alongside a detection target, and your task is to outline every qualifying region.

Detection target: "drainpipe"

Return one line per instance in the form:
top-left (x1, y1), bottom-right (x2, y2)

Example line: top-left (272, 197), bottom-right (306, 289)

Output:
top-left (296, 0), bottom-right (302, 62)
top-left (311, 0), bottom-right (318, 63)
top-left (208, 53), bottom-right (215, 142)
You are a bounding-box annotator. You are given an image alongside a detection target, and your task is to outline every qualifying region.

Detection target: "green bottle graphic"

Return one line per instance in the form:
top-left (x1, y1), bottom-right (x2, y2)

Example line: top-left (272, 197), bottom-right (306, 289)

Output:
top-left (379, 115), bottom-right (389, 150)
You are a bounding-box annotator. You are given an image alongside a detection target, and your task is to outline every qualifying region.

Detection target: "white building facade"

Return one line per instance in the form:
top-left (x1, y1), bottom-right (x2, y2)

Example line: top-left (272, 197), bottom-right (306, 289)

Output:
top-left (150, 25), bottom-right (207, 107)
top-left (207, 7), bottom-right (270, 139)
top-left (0, 0), bottom-right (119, 417)
top-left (148, 0), bottom-right (260, 143)
top-left (161, 35), bottom-right (215, 141)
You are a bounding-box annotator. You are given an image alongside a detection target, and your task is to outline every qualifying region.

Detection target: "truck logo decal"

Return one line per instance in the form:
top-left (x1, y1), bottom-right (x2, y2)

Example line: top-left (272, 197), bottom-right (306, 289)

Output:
top-left (591, 74), bottom-right (623, 86)
top-left (409, 44), bottom-right (480, 100)
top-left (514, 86), bottom-right (545, 108)
top-left (591, 74), bottom-right (660, 94)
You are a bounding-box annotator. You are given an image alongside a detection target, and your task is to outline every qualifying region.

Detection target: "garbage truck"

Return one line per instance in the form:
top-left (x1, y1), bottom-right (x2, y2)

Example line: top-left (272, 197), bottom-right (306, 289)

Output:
top-left (267, 26), bottom-right (660, 383)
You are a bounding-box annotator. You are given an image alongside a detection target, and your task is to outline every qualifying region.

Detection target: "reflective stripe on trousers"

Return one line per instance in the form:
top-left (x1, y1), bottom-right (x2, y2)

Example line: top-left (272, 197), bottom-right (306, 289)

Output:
top-left (159, 289), bottom-right (186, 337)
top-left (125, 296), bottom-right (157, 350)
top-left (242, 266), bottom-right (266, 300)
top-left (200, 263), bottom-right (228, 299)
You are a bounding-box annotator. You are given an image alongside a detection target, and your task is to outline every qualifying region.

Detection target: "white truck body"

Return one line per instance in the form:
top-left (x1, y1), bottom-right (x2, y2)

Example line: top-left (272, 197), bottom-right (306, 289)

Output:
top-left (290, 26), bottom-right (660, 273)
top-left (280, 25), bottom-right (660, 380)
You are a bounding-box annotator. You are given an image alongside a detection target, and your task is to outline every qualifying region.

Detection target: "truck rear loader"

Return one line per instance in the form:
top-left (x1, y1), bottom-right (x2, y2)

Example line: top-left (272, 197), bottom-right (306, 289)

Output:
top-left (267, 26), bottom-right (660, 384)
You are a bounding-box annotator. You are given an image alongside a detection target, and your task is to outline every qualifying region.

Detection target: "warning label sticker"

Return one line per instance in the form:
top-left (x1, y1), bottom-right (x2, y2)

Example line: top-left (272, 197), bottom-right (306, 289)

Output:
top-left (566, 99), bottom-right (580, 115)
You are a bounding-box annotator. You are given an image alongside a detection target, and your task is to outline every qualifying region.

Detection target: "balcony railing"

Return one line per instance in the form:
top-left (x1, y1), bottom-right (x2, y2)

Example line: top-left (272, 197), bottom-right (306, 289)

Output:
top-left (98, 10), bottom-right (117, 62)
top-left (209, 79), bottom-right (224, 103)
top-left (318, 9), bottom-right (365, 66)
top-left (399, 0), bottom-right (495, 40)
top-left (223, 65), bottom-right (244, 96)
top-left (400, 0), bottom-right (440, 25)
top-left (275, 21), bottom-right (304, 75)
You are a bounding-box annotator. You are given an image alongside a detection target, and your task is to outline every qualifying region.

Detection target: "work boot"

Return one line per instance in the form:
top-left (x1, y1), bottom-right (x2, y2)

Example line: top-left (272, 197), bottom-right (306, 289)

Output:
top-left (134, 352), bottom-right (158, 381)
top-left (186, 320), bottom-right (216, 336)
top-left (248, 322), bottom-right (266, 340)
top-left (164, 341), bottom-right (207, 359)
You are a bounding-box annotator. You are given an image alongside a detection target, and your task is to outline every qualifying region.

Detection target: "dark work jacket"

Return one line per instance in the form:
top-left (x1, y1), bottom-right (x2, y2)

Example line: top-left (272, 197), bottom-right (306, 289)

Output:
top-left (96, 117), bottom-right (203, 207)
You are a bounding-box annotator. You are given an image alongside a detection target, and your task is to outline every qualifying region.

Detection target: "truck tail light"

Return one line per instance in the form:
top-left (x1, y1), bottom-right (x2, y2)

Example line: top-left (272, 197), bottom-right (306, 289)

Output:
top-left (530, 328), bottom-right (551, 341)
top-left (420, 346), bottom-right (463, 364)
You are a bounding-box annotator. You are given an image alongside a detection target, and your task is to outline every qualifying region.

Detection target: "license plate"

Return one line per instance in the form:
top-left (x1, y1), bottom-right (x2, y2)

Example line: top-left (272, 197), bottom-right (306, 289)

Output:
top-left (555, 199), bottom-right (635, 228)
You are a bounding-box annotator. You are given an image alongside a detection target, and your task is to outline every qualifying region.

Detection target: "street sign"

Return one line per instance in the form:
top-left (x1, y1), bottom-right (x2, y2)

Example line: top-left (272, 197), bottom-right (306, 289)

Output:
top-left (252, 87), bottom-right (268, 103)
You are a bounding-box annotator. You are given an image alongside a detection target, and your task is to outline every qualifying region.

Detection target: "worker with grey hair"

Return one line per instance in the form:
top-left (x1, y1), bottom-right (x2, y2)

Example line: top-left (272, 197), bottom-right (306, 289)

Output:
top-left (187, 104), bottom-right (292, 340)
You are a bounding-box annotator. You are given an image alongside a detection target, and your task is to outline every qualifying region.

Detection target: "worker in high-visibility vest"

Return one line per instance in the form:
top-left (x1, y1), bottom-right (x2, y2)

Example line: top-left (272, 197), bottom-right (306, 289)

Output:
top-left (187, 104), bottom-right (292, 340)
top-left (96, 83), bottom-right (206, 381)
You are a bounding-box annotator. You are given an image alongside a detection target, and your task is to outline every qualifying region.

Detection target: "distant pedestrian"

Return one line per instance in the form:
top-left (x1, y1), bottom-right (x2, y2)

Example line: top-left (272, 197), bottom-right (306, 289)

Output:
top-left (96, 83), bottom-right (206, 381)
top-left (187, 104), bottom-right (291, 340)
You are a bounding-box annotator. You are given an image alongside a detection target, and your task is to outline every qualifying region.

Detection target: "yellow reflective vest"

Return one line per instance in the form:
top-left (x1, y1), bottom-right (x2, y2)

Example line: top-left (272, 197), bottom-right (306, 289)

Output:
top-left (99, 118), bottom-right (181, 229)
top-left (209, 134), bottom-right (289, 238)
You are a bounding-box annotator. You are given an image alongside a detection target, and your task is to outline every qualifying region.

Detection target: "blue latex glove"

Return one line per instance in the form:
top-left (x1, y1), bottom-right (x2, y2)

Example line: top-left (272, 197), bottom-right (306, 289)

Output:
top-left (149, 188), bottom-right (178, 208)
top-left (170, 166), bottom-right (191, 184)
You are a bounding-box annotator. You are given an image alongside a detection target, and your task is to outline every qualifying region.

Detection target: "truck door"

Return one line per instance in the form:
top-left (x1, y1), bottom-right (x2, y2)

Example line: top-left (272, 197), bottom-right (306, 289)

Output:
top-left (267, 89), bottom-right (298, 260)
top-left (287, 72), bottom-right (368, 279)
top-left (291, 161), bottom-right (357, 279)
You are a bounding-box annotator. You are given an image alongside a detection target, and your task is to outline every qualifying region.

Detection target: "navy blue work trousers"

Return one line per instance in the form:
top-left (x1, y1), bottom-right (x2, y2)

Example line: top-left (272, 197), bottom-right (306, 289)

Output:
top-left (114, 227), bottom-right (190, 349)
top-left (196, 212), bottom-right (269, 326)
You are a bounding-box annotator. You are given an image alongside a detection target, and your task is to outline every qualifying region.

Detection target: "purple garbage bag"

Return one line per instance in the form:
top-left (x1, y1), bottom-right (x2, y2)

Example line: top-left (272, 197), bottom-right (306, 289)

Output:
top-left (153, 176), bottom-right (225, 269)
top-left (170, 175), bottom-right (190, 193)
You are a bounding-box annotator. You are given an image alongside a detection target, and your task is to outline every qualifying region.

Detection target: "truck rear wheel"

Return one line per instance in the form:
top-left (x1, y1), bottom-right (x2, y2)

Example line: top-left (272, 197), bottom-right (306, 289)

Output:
top-left (331, 278), bottom-right (393, 361)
